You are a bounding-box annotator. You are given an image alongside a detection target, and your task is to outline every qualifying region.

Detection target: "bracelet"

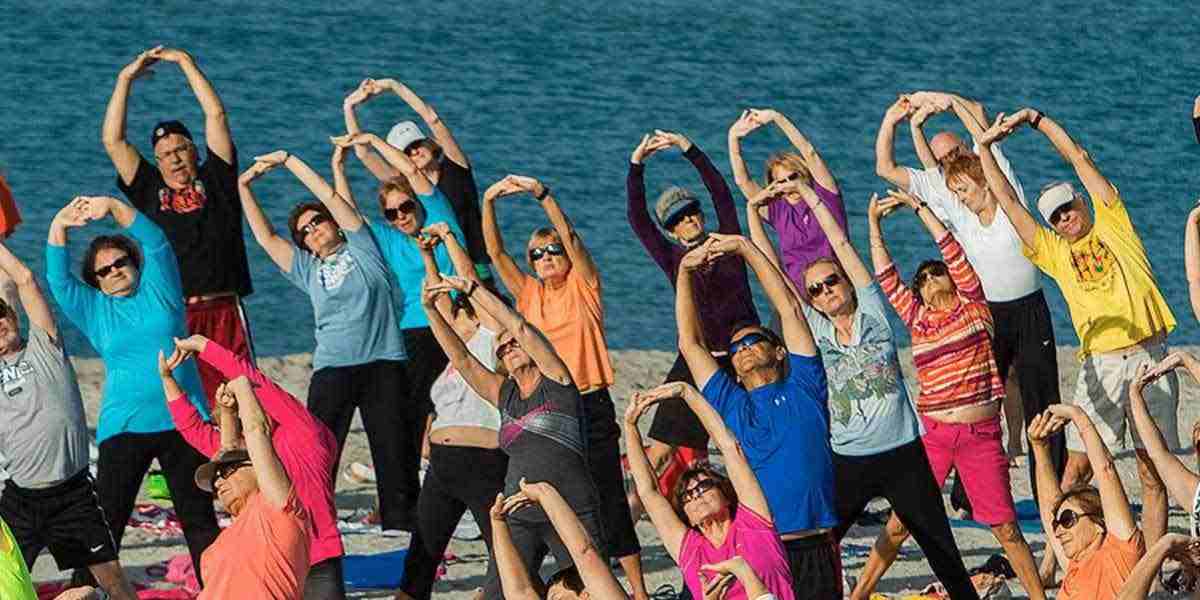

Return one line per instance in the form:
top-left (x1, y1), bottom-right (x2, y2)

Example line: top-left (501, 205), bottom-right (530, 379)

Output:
top-left (1030, 110), bottom-right (1044, 130)
top-left (466, 280), bottom-right (478, 296)
top-left (535, 185), bottom-right (551, 201)
top-left (914, 201), bottom-right (928, 211)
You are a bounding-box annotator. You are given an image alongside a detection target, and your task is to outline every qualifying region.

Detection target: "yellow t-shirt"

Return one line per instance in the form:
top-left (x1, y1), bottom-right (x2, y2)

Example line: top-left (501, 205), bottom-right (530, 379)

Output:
top-left (1024, 192), bottom-right (1174, 358)
top-left (0, 518), bottom-right (36, 600)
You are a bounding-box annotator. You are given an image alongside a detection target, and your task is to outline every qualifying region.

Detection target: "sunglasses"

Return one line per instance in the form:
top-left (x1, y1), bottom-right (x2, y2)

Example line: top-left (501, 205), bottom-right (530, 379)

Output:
top-left (678, 478), bottom-right (718, 504)
top-left (913, 263), bottom-right (949, 288)
top-left (495, 338), bottom-right (520, 359)
top-left (776, 171), bottom-right (805, 184)
top-left (383, 200), bottom-right (419, 221)
top-left (215, 460), bottom-right (251, 482)
top-left (1049, 202), bottom-right (1074, 225)
top-left (728, 331), bottom-right (769, 356)
top-left (528, 243), bottom-right (565, 262)
top-left (299, 213), bottom-right (331, 236)
top-left (94, 256), bottom-right (132, 278)
top-left (806, 273), bottom-right (842, 297)
top-left (663, 205), bottom-right (702, 230)
top-left (1052, 508), bottom-right (1099, 531)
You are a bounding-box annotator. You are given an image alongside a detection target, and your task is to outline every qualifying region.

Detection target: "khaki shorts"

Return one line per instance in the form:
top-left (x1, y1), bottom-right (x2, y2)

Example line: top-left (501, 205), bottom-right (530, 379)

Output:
top-left (1068, 339), bottom-right (1179, 452)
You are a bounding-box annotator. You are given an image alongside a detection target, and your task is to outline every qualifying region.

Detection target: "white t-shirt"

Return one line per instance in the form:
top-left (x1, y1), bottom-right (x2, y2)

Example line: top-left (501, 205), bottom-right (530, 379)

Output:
top-left (430, 326), bottom-right (502, 432)
top-left (905, 143), bottom-right (1040, 302)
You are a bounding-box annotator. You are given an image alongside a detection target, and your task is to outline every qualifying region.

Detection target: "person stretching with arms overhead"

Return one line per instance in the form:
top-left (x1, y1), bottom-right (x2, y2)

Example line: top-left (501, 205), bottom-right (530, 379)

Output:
top-left (102, 46), bottom-right (255, 410)
top-left (420, 275), bottom-right (605, 600)
top-left (676, 232), bottom-right (839, 599)
top-left (868, 189), bottom-right (1045, 599)
top-left (979, 108), bottom-right (1177, 577)
top-left (626, 129), bottom-right (759, 516)
top-left (483, 174), bottom-right (647, 599)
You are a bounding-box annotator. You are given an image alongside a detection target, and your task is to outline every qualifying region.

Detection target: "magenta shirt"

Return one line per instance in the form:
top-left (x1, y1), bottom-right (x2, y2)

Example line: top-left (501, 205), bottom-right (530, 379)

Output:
top-left (168, 342), bottom-right (343, 566)
top-left (765, 181), bottom-right (847, 291)
top-left (679, 506), bottom-right (795, 600)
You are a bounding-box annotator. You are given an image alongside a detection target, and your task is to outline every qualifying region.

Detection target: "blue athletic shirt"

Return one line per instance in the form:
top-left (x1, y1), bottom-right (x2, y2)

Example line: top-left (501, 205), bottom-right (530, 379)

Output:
top-left (47, 212), bottom-right (209, 443)
top-left (701, 352), bottom-right (838, 534)
top-left (366, 189), bottom-right (463, 329)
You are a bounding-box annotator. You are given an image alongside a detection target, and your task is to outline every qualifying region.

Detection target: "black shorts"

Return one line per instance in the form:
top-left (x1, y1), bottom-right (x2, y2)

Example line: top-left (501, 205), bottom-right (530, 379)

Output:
top-left (648, 353), bottom-right (733, 449)
top-left (784, 534), bottom-right (843, 600)
top-left (0, 469), bottom-right (119, 570)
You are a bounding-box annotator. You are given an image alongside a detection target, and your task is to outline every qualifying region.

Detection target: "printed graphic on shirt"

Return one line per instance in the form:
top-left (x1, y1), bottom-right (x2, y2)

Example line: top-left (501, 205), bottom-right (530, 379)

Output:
top-left (0, 360), bottom-right (35, 397)
top-left (1069, 237), bottom-right (1116, 287)
top-left (157, 180), bottom-right (208, 214)
top-left (500, 403), bottom-right (585, 457)
top-left (318, 252), bottom-right (357, 291)
top-left (821, 336), bottom-right (901, 426)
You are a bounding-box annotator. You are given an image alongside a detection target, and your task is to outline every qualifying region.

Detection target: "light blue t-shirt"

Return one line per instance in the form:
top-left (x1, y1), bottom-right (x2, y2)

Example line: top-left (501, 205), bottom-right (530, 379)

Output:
top-left (701, 353), bottom-right (838, 535)
top-left (803, 282), bottom-right (922, 456)
top-left (367, 189), bottom-right (463, 330)
top-left (284, 225), bottom-right (407, 370)
top-left (47, 213), bottom-right (209, 443)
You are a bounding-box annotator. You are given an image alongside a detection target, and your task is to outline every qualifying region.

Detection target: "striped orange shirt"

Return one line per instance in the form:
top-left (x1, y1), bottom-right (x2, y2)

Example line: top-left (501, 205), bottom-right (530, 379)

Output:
top-left (877, 233), bottom-right (1002, 414)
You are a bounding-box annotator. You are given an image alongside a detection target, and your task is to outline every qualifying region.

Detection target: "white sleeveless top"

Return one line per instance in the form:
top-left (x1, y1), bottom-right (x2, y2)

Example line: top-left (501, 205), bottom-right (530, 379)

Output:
top-left (430, 326), bottom-right (502, 432)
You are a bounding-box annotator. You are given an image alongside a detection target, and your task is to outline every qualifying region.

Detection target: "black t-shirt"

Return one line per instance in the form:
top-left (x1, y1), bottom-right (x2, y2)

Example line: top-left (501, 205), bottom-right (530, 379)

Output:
top-left (436, 159), bottom-right (489, 267)
top-left (117, 146), bottom-right (253, 298)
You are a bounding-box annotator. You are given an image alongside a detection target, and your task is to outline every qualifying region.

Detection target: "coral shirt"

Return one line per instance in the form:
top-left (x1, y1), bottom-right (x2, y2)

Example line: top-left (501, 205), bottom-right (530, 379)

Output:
top-left (199, 490), bottom-right (311, 600)
top-left (516, 267), bottom-right (614, 391)
top-left (1060, 532), bottom-right (1145, 600)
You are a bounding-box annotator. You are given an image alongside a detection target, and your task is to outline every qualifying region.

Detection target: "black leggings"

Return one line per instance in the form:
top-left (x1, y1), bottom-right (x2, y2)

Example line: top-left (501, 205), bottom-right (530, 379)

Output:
top-left (308, 358), bottom-right (420, 531)
top-left (833, 439), bottom-right (979, 600)
top-left (400, 444), bottom-right (508, 599)
top-left (580, 388), bottom-right (641, 559)
top-left (95, 431), bottom-right (220, 584)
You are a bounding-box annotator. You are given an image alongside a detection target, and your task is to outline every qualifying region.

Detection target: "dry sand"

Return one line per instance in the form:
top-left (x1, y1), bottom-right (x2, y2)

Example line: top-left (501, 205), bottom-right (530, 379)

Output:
top-left (28, 346), bottom-right (1200, 598)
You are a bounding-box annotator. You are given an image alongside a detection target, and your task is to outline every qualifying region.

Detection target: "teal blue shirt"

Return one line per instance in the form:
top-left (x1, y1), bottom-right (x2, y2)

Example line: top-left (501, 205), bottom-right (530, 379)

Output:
top-left (47, 212), bottom-right (210, 443)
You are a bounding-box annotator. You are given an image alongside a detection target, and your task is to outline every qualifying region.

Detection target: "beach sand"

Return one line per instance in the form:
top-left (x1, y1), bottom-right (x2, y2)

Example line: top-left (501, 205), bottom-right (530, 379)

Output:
top-left (30, 346), bottom-right (1200, 598)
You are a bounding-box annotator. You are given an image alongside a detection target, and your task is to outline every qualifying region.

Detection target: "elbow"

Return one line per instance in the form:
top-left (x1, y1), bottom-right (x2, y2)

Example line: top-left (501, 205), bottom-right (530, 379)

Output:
top-left (7, 265), bottom-right (34, 289)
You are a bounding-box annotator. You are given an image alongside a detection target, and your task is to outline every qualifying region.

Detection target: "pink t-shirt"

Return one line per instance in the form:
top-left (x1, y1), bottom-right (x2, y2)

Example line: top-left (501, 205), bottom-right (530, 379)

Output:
top-left (678, 506), bottom-right (795, 600)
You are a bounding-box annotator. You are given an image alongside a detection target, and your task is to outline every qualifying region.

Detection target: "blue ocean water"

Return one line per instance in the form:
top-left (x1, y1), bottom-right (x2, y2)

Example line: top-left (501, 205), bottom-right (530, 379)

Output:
top-left (1, 2), bottom-right (1198, 356)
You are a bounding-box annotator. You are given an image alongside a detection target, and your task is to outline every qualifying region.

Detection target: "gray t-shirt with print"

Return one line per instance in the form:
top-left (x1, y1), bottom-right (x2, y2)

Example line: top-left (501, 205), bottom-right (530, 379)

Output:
top-left (0, 327), bottom-right (90, 488)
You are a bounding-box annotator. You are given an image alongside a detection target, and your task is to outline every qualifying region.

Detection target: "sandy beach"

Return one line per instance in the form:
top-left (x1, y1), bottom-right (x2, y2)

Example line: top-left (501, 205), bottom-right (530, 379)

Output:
top-left (29, 345), bottom-right (1200, 599)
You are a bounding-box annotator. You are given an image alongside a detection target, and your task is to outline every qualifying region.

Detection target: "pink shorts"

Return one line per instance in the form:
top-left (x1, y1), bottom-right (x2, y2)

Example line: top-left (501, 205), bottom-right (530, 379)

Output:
top-left (920, 414), bottom-right (1017, 526)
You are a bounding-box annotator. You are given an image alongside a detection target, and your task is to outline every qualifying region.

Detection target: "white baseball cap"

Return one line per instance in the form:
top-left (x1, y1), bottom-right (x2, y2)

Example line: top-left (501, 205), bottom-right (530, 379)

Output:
top-left (385, 121), bottom-right (427, 151)
top-left (1037, 181), bottom-right (1077, 224)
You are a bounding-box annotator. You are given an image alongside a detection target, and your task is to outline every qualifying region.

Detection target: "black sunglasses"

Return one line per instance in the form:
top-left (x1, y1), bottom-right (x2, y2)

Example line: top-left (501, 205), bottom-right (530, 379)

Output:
top-left (664, 205), bottom-right (702, 230)
top-left (677, 478), bottom-right (718, 504)
top-left (1052, 508), bottom-right (1099, 531)
top-left (384, 200), bottom-right (419, 221)
top-left (495, 338), bottom-right (520, 359)
top-left (806, 273), bottom-right (842, 297)
top-left (95, 256), bottom-right (133, 278)
top-left (1049, 202), bottom-right (1074, 225)
top-left (775, 171), bottom-right (804, 184)
top-left (215, 460), bottom-right (252, 482)
top-left (913, 263), bottom-right (949, 287)
top-left (729, 331), bottom-right (769, 356)
top-left (529, 243), bottom-right (566, 261)
top-left (299, 213), bottom-right (331, 235)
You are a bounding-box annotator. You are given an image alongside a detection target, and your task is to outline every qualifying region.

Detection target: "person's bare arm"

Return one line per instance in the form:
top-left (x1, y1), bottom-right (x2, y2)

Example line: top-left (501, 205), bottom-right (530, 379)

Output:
top-left (1049, 404), bottom-right (1139, 540)
top-left (356, 134), bottom-right (435, 195)
top-left (237, 161), bottom-right (296, 271)
top-left (1187, 205), bottom-right (1200, 323)
top-left (675, 248), bottom-right (721, 387)
top-left (911, 91), bottom-right (989, 140)
top-left (1009, 108), bottom-right (1117, 205)
top-left (330, 143), bottom-right (359, 213)
top-left (875, 98), bottom-right (914, 189)
top-left (624, 395), bottom-right (689, 560)
top-left (709, 234), bottom-right (817, 356)
top-left (0, 240), bottom-right (57, 339)
top-left (909, 104), bottom-right (940, 169)
top-left (230, 376), bottom-right (293, 509)
top-left (805, 188), bottom-right (873, 287)
top-left (103, 47), bottom-right (159, 185)
top-left (699, 558), bottom-right (769, 600)
top-left (151, 47), bottom-right (233, 164)
top-left (1115, 533), bottom-right (1193, 600)
top-left (481, 178), bottom-right (529, 297)
top-left (978, 116), bottom-right (1042, 248)
top-left (760, 108), bottom-right (838, 193)
top-left (1028, 412), bottom-right (1071, 568)
top-left (519, 481), bottom-right (628, 600)
top-left (744, 184), bottom-right (784, 272)
top-left (727, 110), bottom-right (768, 200)
top-left (507, 176), bottom-right (600, 285)
top-left (377, 78), bottom-right (471, 168)
top-left (421, 281), bottom-right (506, 404)
top-left (489, 495), bottom-right (542, 600)
top-left (267, 151), bottom-right (364, 232)
top-left (341, 80), bottom-right (401, 181)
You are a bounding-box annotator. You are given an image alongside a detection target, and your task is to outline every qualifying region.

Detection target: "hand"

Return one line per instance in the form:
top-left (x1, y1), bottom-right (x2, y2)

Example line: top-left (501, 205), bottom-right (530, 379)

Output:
top-left (174, 335), bottom-right (209, 355)
top-left (416, 234), bottom-right (440, 252)
top-left (700, 570), bottom-right (735, 600)
top-left (748, 177), bottom-right (808, 209)
top-left (1026, 410), bottom-right (1067, 449)
top-left (344, 79), bottom-right (380, 106)
top-left (371, 78), bottom-right (401, 93)
top-left (331, 143), bottom-right (347, 167)
top-left (867, 193), bottom-right (903, 222)
top-left (157, 347), bottom-right (191, 379)
top-left (213, 381), bottom-right (238, 410)
top-left (747, 108), bottom-right (780, 125)
top-left (729, 110), bottom-right (766, 139)
top-left (420, 278), bottom-right (443, 307)
top-left (883, 96), bottom-right (914, 124)
top-left (506, 175), bottom-right (546, 198)
top-left (146, 46), bottom-right (192, 64)
top-left (118, 45), bottom-right (163, 82)
top-left (330, 133), bottom-right (372, 148)
top-left (238, 161), bottom-right (280, 186)
top-left (1189, 203), bottom-right (1200, 225)
top-left (885, 188), bottom-right (922, 210)
top-left (483, 176), bottom-right (523, 202)
top-left (78, 196), bottom-right (117, 222)
top-left (52, 586), bottom-right (100, 600)
top-left (624, 390), bottom-right (664, 425)
top-left (909, 91), bottom-right (951, 111)
top-left (516, 478), bottom-right (551, 503)
top-left (421, 222), bottom-right (452, 239)
top-left (911, 103), bottom-right (938, 127)
top-left (704, 232), bottom-right (745, 258)
top-left (53, 197), bottom-right (92, 228)
top-left (679, 244), bottom-right (712, 272)
top-left (489, 493), bottom-right (509, 522)
top-left (430, 274), bottom-right (474, 294)
top-left (631, 133), bottom-right (671, 164)
top-left (700, 557), bottom-right (752, 581)
top-left (253, 150), bottom-right (290, 167)
top-left (1043, 404), bottom-right (1083, 423)
top-left (652, 129), bottom-right (691, 150)
top-left (1147, 352), bottom-right (1190, 380)
top-left (977, 113), bottom-right (1016, 146)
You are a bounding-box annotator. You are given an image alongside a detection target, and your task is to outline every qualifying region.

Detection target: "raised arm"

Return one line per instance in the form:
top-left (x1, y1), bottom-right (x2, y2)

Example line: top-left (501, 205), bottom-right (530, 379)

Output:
top-left (509, 175), bottom-right (599, 285)
top-left (874, 98), bottom-right (914, 189)
top-left (421, 280), bottom-right (506, 404)
top-left (237, 161), bottom-right (295, 271)
top-left (627, 134), bottom-right (676, 272)
top-left (803, 187), bottom-right (872, 287)
top-left (675, 248), bottom-right (720, 386)
top-left (489, 495), bottom-right (541, 600)
top-left (330, 143), bottom-right (358, 213)
top-left (376, 78), bottom-right (470, 168)
top-left (341, 80), bottom-right (400, 182)
top-left (150, 48), bottom-right (233, 164)
top-left (160, 349), bottom-right (221, 458)
top-left (1049, 404), bottom-right (1138, 541)
top-left (518, 480), bottom-right (628, 600)
top-left (1115, 533), bottom-right (1194, 600)
top-left (45, 199), bottom-right (100, 320)
top-left (0, 240), bottom-right (56, 339)
top-left (758, 109), bottom-right (838, 193)
top-left (910, 91), bottom-right (989, 140)
top-left (727, 110), bottom-right (768, 200)
top-left (230, 376), bottom-right (293, 509)
top-left (868, 195), bottom-right (920, 326)
top-left (266, 151), bottom-right (363, 232)
top-left (623, 394), bottom-right (689, 560)
top-left (978, 116), bottom-right (1041, 248)
top-left (418, 238), bottom-right (456, 322)
top-left (1028, 412), bottom-right (1070, 568)
top-left (1008, 108), bottom-right (1117, 205)
top-left (744, 184), bottom-right (786, 273)
top-left (710, 234), bottom-right (817, 356)
top-left (909, 104), bottom-right (940, 170)
top-left (103, 47), bottom-right (158, 186)
top-left (1186, 205), bottom-right (1200, 322)
top-left (1129, 361), bottom-right (1200, 514)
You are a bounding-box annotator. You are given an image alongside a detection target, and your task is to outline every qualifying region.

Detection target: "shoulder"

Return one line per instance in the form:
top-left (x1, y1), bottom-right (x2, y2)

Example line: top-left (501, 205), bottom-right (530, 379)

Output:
top-left (733, 504), bottom-right (774, 530)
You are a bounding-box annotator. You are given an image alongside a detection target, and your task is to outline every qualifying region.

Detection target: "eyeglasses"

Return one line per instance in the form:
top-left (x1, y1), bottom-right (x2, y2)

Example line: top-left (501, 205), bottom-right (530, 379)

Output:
top-left (728, 332), bottom-right (768, 356)
top-left (913, 263), bottom-right (949, 288)
top-left (383, 201), bottom-right (418, 221)
top-left (806, 273), bottom-right (842, 297)
top-left (677, 478), bottom-right (718, 504)
top-left (663, 205), bottom-right (702, 230)
top-left (529, 243), bottom-right (566, 262)
top-left (215, 460), bottom-right (251, 482)
top-left (155, 143), bottom-right (194, 162)
top-left (1049, 202), bottom-right (1074, 226)
top-left (495, 339), bottom-right (520, 359)
top-left (94, 256), bottom-right (132, 278)
top-left (1052, 508), bottom-right (1099, 531)
top-left (404, 142), bottom-right (424, 157)
top-left (299, 213), bottom-right (331, 236)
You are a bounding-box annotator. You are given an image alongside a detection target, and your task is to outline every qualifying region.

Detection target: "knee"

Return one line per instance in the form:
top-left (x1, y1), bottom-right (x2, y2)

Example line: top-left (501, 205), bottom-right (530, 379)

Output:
top-left (991, 521), bottom-right (1025, 545)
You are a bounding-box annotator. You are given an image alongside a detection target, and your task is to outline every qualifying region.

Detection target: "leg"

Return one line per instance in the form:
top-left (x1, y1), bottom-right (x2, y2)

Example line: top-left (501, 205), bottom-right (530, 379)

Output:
top-left (1012, 292), bottom-right (1066, 508)
top-left (87, 560), bottom-right (139, 600)
top-left (0, 487), bottom-right (47, 572)
top-left (456, 448), bottom-right (510, 595)
top-left (360, 359), bottom-right (419, 531)
top-left (830, 452), bottom-right (877, 543)
top-left (306, 366), bottom-right (359, 477)
top-left (156, 431), bottom-right (220, 584)
top-left (304, 558), bottom-right (347, 600)
top-left (989, 522), bottom-right (1045, 600)
top-left (399, 457), bottom-right (469, 599)
top-left (72, 434), bottom-right (156, 588)
top-left (784, 537), bottom-right (843, 600)
top-left (1003, 373), bottom-right (1025, 458)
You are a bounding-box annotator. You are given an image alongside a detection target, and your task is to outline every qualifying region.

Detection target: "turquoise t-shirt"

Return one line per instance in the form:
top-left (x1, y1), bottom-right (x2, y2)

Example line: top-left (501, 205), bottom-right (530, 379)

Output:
top-left (367, 189), bottom-right (463, 329)
top-left (284, 225), bottom-right (407, 370)
top-left (803, 282), bottom-right (921, 456)
top-left (47, 213), bottom-right (210, 443)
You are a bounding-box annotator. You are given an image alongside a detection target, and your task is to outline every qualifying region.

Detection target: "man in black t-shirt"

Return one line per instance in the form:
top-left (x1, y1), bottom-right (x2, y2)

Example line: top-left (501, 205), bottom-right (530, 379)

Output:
top-left (101, 46), bottom-right (254, 411)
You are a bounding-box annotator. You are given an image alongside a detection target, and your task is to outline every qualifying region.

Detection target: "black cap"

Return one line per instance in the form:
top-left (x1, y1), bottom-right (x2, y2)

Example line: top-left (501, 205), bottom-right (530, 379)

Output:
top-left (150, 120), bottom-right (193, 148)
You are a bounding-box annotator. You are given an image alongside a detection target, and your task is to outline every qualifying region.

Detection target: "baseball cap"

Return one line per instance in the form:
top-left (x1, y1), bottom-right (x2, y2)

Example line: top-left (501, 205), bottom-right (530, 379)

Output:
top-left (1037, 181), bottom-right (1077, 224)
top-left (150, 120), bottom-right (193, 148)
top-left (194, 448), bottom-right (251, 493)
top-left (655, 186), bottom-right (700, 228)
top-left (386, 121), bottom-right (427, 151)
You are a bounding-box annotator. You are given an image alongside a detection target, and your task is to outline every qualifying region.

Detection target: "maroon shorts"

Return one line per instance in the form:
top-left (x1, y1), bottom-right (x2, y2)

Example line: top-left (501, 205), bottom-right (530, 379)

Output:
top-left (185, 295), bottom-right (254, 412)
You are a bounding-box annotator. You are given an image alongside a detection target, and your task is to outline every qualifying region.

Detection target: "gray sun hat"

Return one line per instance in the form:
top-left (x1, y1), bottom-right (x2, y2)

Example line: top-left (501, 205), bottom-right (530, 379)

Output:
top-left (1037, 181), bottom-right (1078, 224)
top-left (385, 121), bottom-right (427, 151)
top-left (194, 447), bottom-right (251, 493)
top-left (655, 186), bottom-right (700, 228)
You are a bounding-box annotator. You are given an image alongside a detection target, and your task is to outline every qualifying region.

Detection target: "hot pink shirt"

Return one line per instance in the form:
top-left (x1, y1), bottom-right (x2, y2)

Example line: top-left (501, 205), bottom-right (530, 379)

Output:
top-left (168, 341), bottom-right (342, 565)
top-left (678, 506), bottom-right (795, 600)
